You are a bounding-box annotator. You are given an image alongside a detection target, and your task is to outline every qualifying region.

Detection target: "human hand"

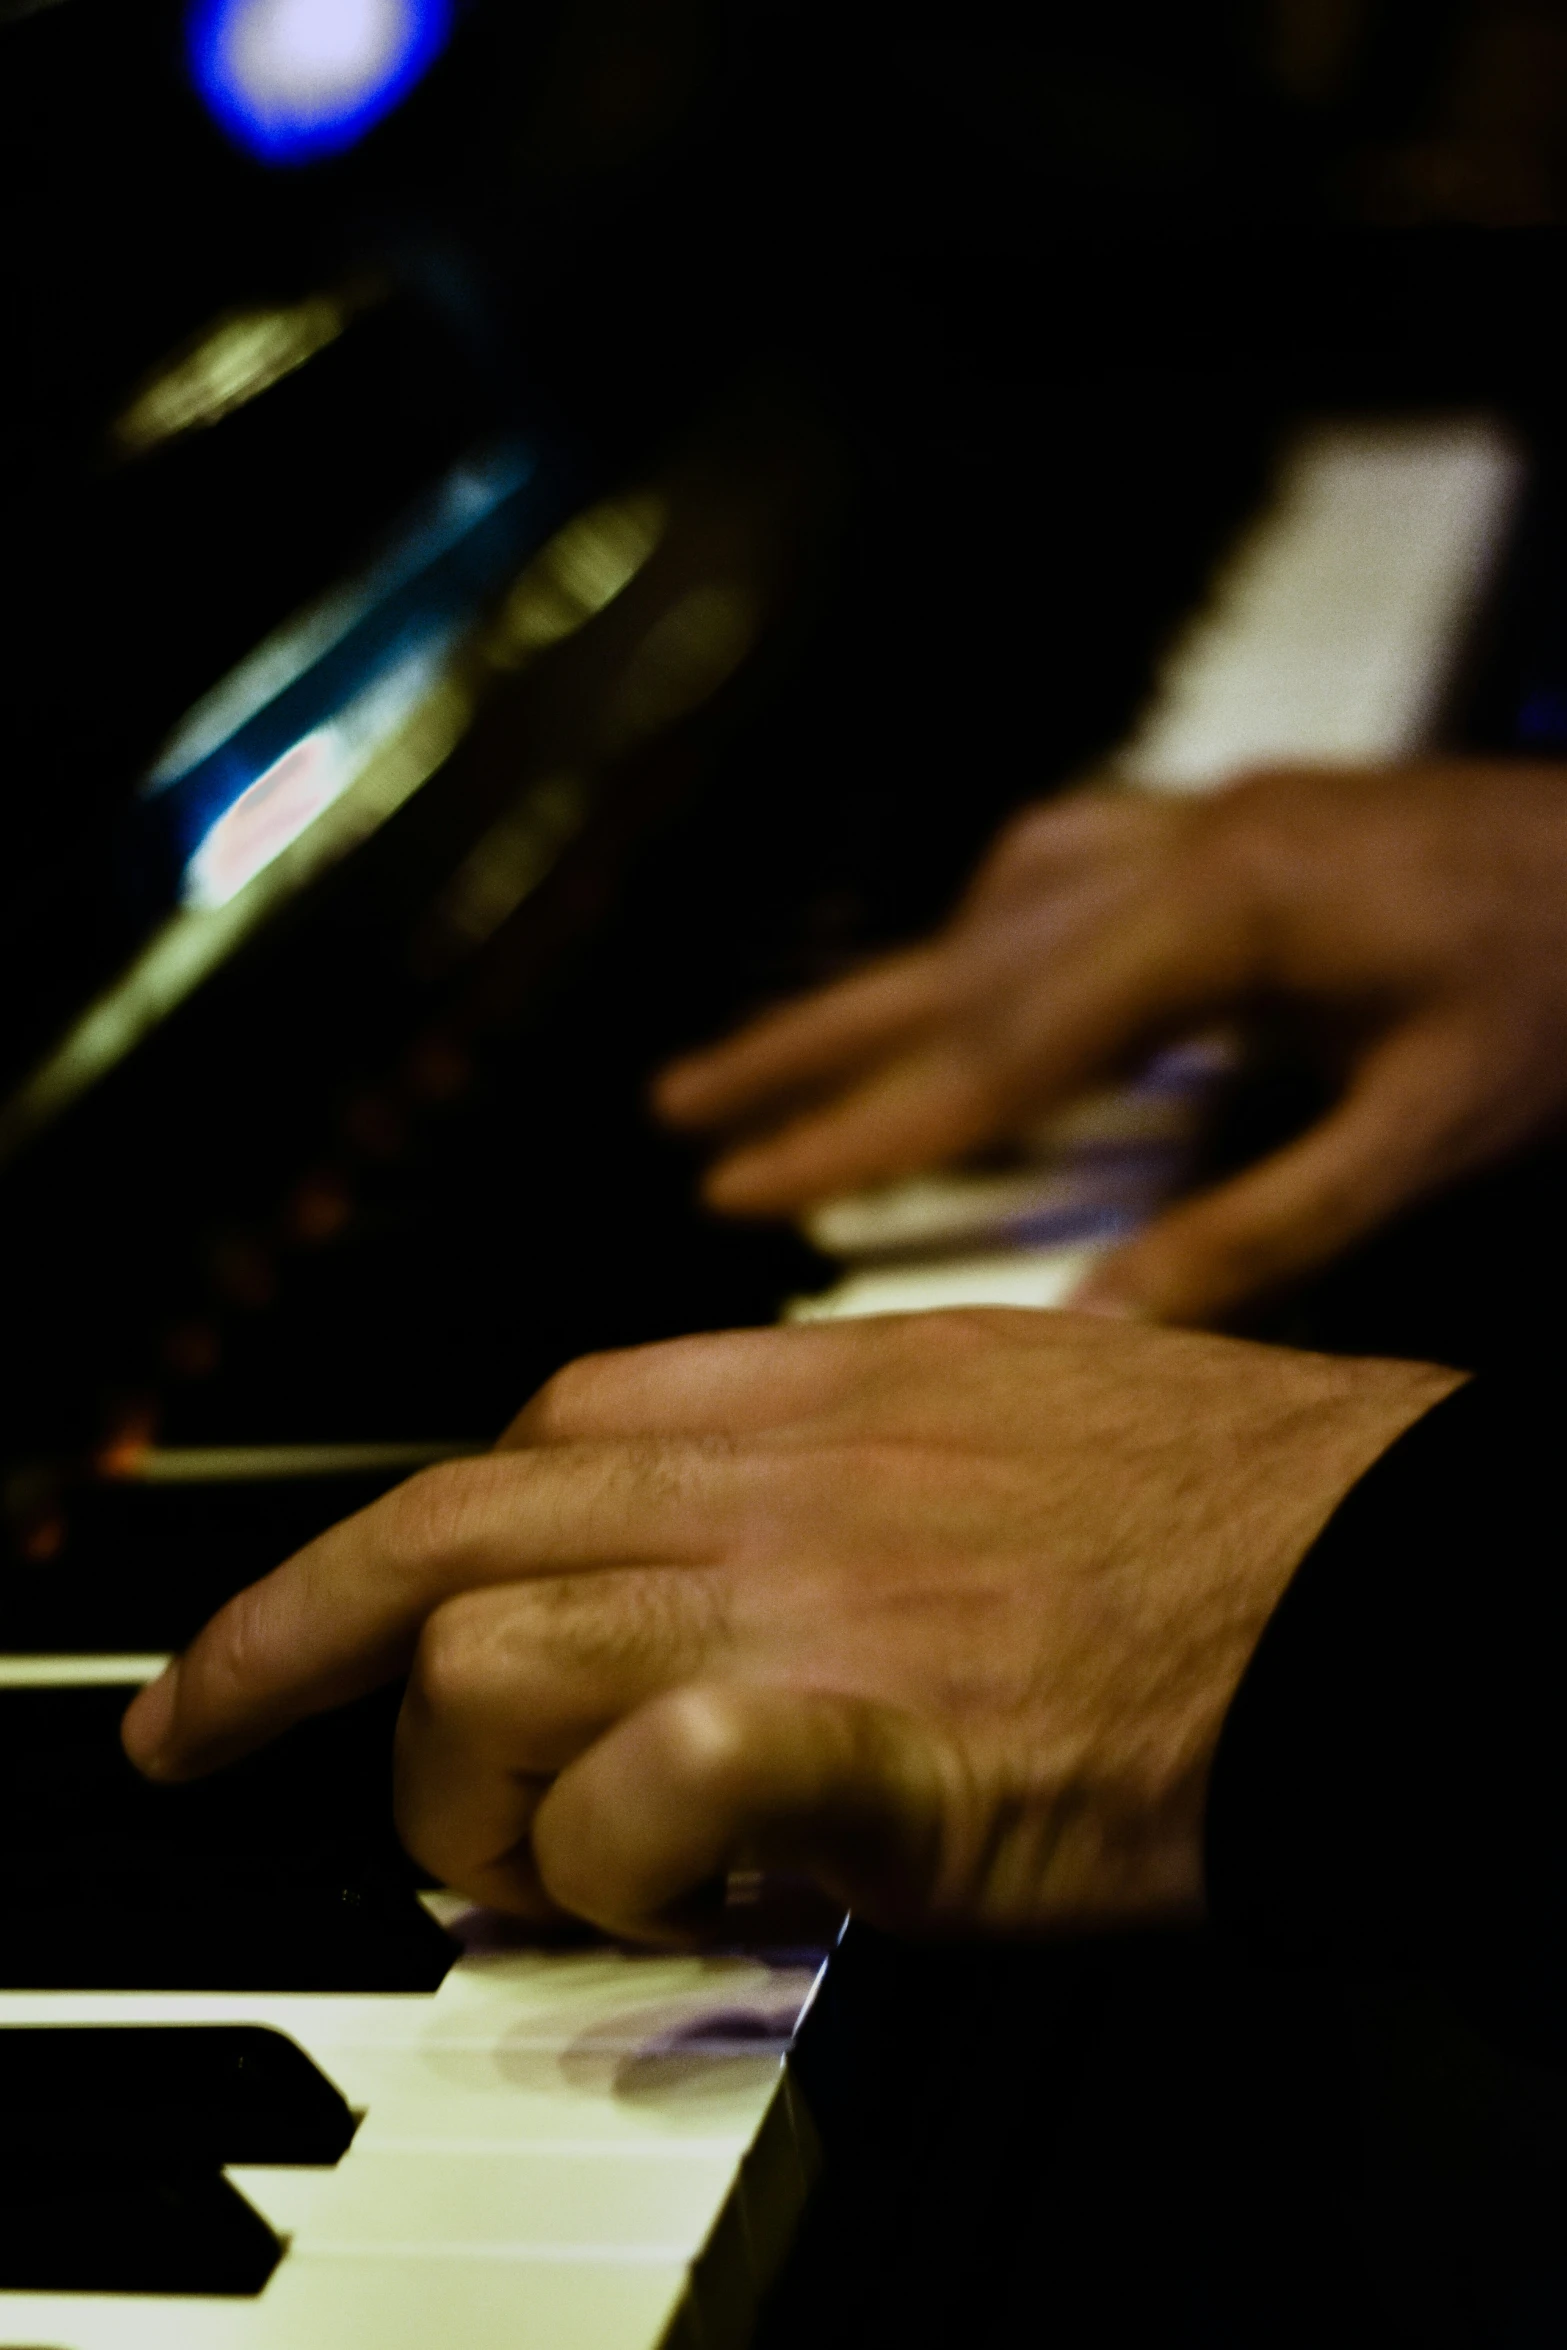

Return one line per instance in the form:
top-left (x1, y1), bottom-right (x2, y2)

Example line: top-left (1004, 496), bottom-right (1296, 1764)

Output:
top-left (654, 764), bottom-right (1567, 1324)
top-left (120, 1312), bottom-right (1455, 1943)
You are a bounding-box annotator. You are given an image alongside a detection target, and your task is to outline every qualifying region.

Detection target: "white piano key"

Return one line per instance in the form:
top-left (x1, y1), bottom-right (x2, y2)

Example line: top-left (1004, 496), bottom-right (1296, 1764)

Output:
top-left (789, 1243), bottom-right (1102, 1321)
top-left (414, 1939), bottom-right (818, 2050)
top-left (0, 1946), bottom-right (815, 2048)
top-left (256, 2249), bottom-right (691, 2350)
top-left (287, 2143), bottom-right (745, 2256)
top-left (802, 1157), bottom-right (1174, 1261)
top-left (0, 1988), bottom-right (435, 2047)
top-left (0, 1925), bottom-right (822, 2350)
top-left (801, 1043), bottom-right (1231, 1267)
top-left (0, 2292), bottom-right (260, 2350)
top-left (0, 2257), bottom-right (692, 2350)
top-left (220, 2164), bottom-right (342, 2241)
top-left (1114, 417), bottom-right (1524, 790)
top-left (346, 2047), bottom-right (788, 2151)
top-left (0, 1654), bottom-right (171, 1688)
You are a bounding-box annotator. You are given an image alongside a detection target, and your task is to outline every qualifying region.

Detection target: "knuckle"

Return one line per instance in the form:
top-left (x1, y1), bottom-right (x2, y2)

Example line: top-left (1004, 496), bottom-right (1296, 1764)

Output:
top-left (382, 1459), bottom-right (492, 1564)
top-left (527, 1350), bottom-right (623, 1439)
top-left (408, 1589), bottom-right (506, 1718)
top-left (1213, 763), bottom-right (1310, 810)
top-left (546, 1566), bottom-right (723, 1680)
top-left (1194, 775), bottom-right (1276, 854)
top-left (416, 1569), bottom-right (722, 1710)
top-left (988, 801), bottom-right (1061, 866)
top-left (616, 1430), bottom-right (731, 1514)
top-left (501, 1578), bottom-right (616, 1677)
top-left (648, 1683), bottom-right (757, 1801)
top-left (892, 1304), bottom-right (995, 1367)
top-left (1193, 772), bottom-right (1315, 891)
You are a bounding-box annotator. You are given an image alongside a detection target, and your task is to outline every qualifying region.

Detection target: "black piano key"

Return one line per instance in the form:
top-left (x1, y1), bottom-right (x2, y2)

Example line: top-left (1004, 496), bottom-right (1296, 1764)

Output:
top-left (0, 2025), bottom-right (357, 2166)
top-left (0, 2164), bottom-right (280, 2298)
top-left (0, 1866), bottom-right (457, 1994)
top-left (1, 1462), bottom-right (439, 1654)
top-left (0, 1685), bottom-right (457, 1994)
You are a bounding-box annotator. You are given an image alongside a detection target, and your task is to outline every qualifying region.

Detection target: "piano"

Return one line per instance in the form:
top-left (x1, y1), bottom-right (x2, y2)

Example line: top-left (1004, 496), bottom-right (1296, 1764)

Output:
top-left (6, 5), bottom-right (1567, 2345)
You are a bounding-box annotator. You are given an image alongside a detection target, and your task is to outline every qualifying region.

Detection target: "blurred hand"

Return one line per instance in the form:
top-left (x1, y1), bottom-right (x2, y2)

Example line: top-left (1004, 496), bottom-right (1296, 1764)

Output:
top-left (121, 1312), bottom-right (1453, 1943)
top-left (654, 764), bottom-right (1567, 1324)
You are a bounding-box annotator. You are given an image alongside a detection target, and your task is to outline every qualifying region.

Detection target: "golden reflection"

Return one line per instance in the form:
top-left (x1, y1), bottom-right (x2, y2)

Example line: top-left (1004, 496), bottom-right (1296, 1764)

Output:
top-left (599, 581), bottom-right (759, 748)
top-left (107, 1440), bottom-right (478, 1483)
top-left (109, 281), bottom-right (381, 458)
top-left (0, 671), bottom-right (472, 1169)
top-left (432, 771), bottom-right (591, 952)
top-left (484, 490), bottom-right (669, 666)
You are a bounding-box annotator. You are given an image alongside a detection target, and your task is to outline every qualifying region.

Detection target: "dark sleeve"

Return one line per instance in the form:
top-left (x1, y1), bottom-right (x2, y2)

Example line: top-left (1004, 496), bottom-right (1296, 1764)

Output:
top-left (1204, 1376), bottom-right (1567, 2059)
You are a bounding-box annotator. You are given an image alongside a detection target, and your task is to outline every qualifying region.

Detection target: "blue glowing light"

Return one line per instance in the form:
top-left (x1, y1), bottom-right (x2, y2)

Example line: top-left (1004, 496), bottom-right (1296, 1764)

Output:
top-left (138, 440), bottom-right (552, 911)
top-left (187, 0), bottom-right (453, 165)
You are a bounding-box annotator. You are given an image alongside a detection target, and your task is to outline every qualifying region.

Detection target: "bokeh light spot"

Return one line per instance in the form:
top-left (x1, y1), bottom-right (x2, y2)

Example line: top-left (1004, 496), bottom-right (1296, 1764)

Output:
top-left (187, 0), bottom-right (453, 165)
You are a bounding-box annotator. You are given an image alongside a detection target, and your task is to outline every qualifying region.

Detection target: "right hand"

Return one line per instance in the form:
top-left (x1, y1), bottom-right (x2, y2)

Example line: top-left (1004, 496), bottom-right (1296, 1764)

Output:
top-left (121, 1311), bottom-right (1455, 1944)
top-left (654, 762), bottom-right (1567, 1325)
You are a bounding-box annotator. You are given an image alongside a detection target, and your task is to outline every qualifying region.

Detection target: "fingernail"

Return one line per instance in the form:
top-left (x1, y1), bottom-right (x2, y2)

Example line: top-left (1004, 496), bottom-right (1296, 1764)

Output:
top-left (121, 1661), bottom-right (181, 1780)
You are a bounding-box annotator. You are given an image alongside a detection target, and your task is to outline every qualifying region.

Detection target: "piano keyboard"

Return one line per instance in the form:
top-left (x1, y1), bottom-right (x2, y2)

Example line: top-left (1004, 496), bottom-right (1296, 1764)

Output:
top-left (1, 1615), bottom-right (822, 2350)
top-left (0, 1905), bottom-right (819, 2349)
top-left (0, 412), bottom-right (1526, 2350)
top-left (791, 415), bottom-right (1525, 1323)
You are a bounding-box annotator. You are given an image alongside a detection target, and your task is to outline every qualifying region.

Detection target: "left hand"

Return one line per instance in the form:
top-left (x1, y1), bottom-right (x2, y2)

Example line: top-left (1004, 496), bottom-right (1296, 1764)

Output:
top-left (120, 1311), bottom-right (1455, 1943)
top-left (653, 764), bottom-right (1567, 1326)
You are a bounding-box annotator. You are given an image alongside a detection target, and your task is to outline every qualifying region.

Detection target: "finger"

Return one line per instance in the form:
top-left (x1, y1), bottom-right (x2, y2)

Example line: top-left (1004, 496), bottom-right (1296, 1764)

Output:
top-left (501, 1321), bottom-right (885, 1447)
top-left (651, 946), bottom-right (949, 1131)
top-left (1070, 1025), bottom-right (1477, 1326)
top-left (699, 1038), bottom-right (1006, 1214)
top-left (394, 1572), bottom-right (725, 1912)
top-left (656, 800), bottom-right (1167, 1138)
top-left (403, 1761), bottom-right (561, 1924)
top-left (120, 1440), bottom-right (745, 1783)
top-left (531, 1683), bottom-right (951, 1943)
top-left (702, 890), bottom-right (1234, 1216)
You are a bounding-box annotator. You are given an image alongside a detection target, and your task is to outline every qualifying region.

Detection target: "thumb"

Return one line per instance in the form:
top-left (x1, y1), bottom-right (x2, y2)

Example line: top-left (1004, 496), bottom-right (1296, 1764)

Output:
top-left (531, 1683), bottom-right (951, 1943)
top-left (1071, 1030), bottom-right (1466, 1327)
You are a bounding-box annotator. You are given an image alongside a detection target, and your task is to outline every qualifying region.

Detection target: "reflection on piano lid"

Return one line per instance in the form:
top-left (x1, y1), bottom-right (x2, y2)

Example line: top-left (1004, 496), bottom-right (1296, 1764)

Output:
top-left (792, 414), bottom-right (1528, 1322)
top-left (108, 278), bottom-right (391, 463)
top-left (143, 443), bottom-right (538, 807)
top-left (0, 457), bottom-right (675, 1173)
